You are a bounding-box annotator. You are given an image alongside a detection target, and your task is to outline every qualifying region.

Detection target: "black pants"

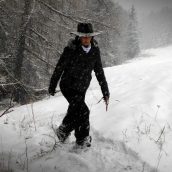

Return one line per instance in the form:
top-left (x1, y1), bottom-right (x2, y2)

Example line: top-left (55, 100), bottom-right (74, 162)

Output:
top-left (60, 88), bottom-right (90, 142)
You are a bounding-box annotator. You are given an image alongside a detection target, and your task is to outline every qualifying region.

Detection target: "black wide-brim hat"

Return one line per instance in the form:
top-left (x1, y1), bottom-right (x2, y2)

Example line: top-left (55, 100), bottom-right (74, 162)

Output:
top-left (70, 23), bottom-right (102, 37)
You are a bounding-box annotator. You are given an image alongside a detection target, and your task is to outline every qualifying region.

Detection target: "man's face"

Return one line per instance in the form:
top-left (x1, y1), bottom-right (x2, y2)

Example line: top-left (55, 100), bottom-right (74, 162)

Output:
top-left (80, 36), bottom-right (92, 47)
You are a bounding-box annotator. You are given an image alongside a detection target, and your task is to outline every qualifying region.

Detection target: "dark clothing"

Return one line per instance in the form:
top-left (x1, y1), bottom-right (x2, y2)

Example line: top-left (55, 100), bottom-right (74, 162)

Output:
top-left (49, 39), bottom-right (110, 98)
top-left (59, 88), bottom-right (90, 142)
top-left (48, 39), bottom-right (110, 141)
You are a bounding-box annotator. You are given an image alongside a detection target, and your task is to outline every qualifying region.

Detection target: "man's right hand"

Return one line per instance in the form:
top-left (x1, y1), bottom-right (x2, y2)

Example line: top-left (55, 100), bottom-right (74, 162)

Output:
top-left (48, 88), bottom-right (55, 96)
top-left (49, 92), bottom-right (55, 96)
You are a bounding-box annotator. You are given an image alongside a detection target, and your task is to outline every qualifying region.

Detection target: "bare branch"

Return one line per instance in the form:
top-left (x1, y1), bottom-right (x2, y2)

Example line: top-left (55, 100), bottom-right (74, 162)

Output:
top-left (0, 83), bottom-right (18, 86)
top-left (0, 103), bottom-right (14, 118)
top-left (37, 20), bottom-right (71, 31)
top-left (25, 47), bottom-right (55, 68)
top-left (0, 62), bottom-right (37, 101)
top-left (31, 103), bottom-right (36, 131)
top-left (25, 35), bottom-right (58, 51)
top-left (0, 56), bottom-right (15, 59)
top-left (156, 126), bottom-right (165, 143)
top-left (36, 0), bottom-right (120, 34)
top-left (29, 27), bottom-right (48, 42)
top-left (37, 0), bottom-right (81, 23)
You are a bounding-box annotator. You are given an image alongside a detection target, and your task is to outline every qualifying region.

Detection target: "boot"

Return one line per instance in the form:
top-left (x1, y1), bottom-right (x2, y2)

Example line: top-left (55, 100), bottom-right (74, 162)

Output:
top-left (75, 136), bottom-right (92, 149)
top-left (56, 127), bottom-right (71, 143)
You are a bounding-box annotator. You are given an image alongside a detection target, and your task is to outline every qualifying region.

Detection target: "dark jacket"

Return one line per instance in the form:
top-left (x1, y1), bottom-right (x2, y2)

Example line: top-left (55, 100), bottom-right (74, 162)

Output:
top-left (48, 39), bottom-right (110, 98)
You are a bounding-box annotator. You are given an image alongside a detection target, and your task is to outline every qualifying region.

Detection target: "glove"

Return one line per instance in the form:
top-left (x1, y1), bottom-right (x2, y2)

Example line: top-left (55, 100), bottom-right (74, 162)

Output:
top-left (48, 87), bottom-right (55, 96)
top-left (49, 92), bottom-right (55, 96)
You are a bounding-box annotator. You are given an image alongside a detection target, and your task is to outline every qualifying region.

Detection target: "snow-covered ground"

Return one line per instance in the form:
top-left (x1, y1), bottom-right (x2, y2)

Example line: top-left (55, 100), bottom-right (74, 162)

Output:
top-left (1, 45), bottom-right (172, 172)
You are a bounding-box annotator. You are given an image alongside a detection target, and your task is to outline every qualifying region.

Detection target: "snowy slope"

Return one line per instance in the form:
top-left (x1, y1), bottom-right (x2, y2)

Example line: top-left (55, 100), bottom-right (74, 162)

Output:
top-left (1, 45), bottom-right (172, 172)
top-left (0, 99), bottom-right (153, 172)
top-left (88, 46), bottom-right (172, 172)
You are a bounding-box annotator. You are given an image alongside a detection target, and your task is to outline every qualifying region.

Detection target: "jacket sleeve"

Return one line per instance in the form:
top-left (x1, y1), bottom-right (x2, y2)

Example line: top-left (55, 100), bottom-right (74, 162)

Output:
top-left (94, 48), bottom-right (110, 98)
top-left (48, 47), bottom-right (69, 94)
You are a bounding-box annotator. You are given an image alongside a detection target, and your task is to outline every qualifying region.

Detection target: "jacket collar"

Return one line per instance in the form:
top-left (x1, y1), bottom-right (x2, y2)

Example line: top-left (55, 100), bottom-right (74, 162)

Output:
top-left (81, 45), bottom-right (91, 53)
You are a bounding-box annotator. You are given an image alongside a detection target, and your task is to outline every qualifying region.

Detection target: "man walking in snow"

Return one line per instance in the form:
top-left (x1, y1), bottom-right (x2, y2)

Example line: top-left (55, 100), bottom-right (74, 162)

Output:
top-left (48, 23), bottom-right (110, 148)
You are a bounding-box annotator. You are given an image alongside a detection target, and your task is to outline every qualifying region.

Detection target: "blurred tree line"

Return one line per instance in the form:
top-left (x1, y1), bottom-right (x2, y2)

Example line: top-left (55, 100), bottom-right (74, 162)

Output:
top-left (0, 0), bottom-right (140, 106)
top-left (140, 6), bottom-right (172, 49)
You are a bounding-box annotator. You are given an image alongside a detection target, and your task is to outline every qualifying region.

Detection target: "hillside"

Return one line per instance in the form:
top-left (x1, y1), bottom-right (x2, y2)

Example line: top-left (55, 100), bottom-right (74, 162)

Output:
top-left (1, 46), bottom-right (172, 172)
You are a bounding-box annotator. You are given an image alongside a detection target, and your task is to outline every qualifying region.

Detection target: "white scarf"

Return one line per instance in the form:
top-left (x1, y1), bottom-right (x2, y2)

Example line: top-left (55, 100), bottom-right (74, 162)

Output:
top-left (82, 45), bottom-right (91, 53)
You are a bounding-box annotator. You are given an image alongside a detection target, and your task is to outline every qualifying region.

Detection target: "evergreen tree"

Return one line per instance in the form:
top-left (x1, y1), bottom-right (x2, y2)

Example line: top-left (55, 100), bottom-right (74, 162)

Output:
top-left (125, 5), bottom-right (140, 59)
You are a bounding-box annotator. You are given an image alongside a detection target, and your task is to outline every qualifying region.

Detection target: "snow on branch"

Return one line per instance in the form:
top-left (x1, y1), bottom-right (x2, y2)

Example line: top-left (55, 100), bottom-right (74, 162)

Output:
top-left (0, 60), bottom-right (31, 94)
top-left (0, 83), bottom-right (18, 87)
top-left (25, 35), bottom-right (59, 52)
top-left (25, 47), bottom-right (55, 68)
top-left (0, 53), bottom-right (44, 102)
top-left (0, 94), bottom-right (14, 118)
top-left (0, 55), bottom-right (15, 59)
top-left (37, 18), bottom-right (71, 31)
top-left (0, 105), bottom-right (14, 118)
top-left (37, 0), bottom-right (81, 23)
top-left (37, 0), bottom-right (119, 34)
top-left (29, 27), bottom-right (48, 42)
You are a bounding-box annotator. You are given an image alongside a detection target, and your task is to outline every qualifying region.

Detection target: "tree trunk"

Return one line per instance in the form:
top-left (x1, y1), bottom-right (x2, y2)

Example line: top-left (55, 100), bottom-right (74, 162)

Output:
top-left (14, 0), bottom-right (33, 104)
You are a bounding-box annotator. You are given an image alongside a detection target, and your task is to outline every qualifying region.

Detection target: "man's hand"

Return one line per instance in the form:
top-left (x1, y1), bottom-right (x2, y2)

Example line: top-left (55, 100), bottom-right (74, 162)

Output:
top-left (48, 87), bottom-right (55, 96)
top-left (49, 92), bottom-right (55, 96)
top-left (103, 96), bottom-right (109, 111)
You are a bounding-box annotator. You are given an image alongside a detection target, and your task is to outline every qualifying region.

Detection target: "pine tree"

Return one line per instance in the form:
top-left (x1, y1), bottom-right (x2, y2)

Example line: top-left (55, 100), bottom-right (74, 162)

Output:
top-left (125, 5), bottom-right (140, 59)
